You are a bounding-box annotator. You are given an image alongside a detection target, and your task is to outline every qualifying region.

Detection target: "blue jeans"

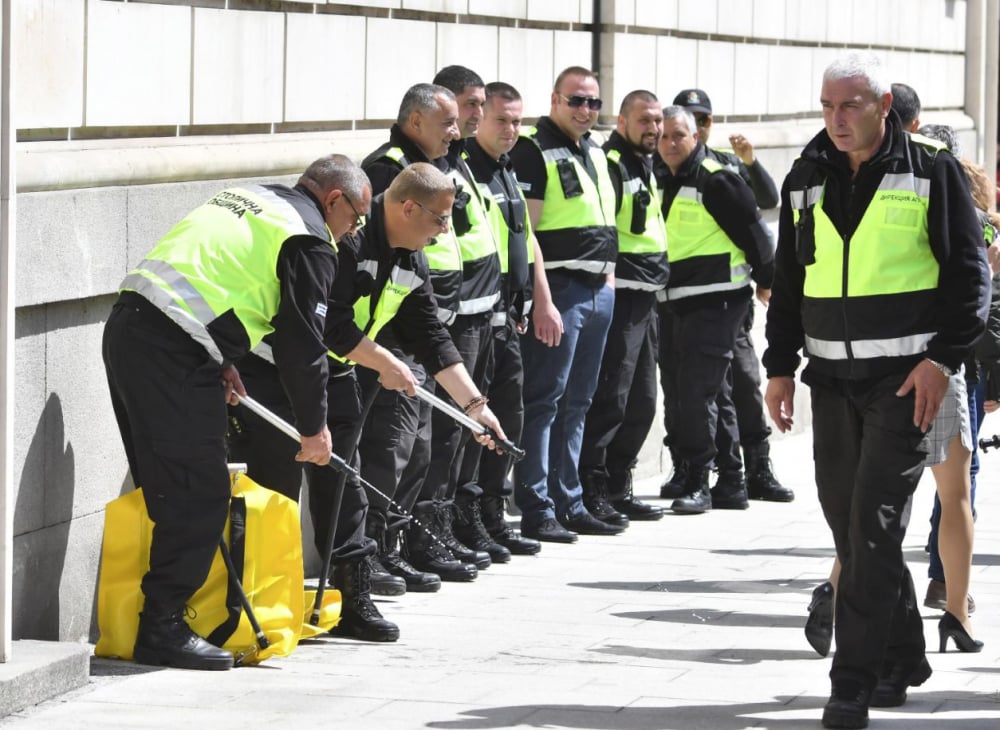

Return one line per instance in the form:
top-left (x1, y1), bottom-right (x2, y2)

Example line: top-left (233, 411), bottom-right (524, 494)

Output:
top-left (928, 376), bottom-right (983, 582)
top-left (514, 272), bottom-right (614, 528)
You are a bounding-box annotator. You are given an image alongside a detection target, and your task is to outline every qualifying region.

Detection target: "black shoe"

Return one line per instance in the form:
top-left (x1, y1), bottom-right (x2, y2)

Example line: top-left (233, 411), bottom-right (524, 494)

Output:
top-left (610, 469), bottom-right (664, 521)
top-left (134, 607), bottom-right (233, 671)
top-left (493, 525), bottom-right (542, 555)
top-left (710, 471), bottom-right (750, 510)
top-left (822, 680), bottom-right (870, 729)
top-left (580, 472), bottom-right (629, 527)
top-left (560, 511), bottom-right (626, 536)
top-left (659, 458), bottom-right (689, 500)
top-left (453, 496), bottom-right (512, 564)
top-left (522, 517), bottom-right (577, 543)
top-left (670, 465), bottom-right (711, 515)
top-left (745, 442), bottom-right (795, 502)
top-left (382, 549), bottom-right (442, 592)
top-left (328, 561), bottom-right (400, 642)
top-left (805, 581), bottom-right (834, 657)
top-left (440, 503), bottom-right (491, 569)
top-left (481, 496), bottom-right (542, 555)
top-left (364, 554), bottom-right (407, 597)
top-left (939, 611), bottom-right (984, 653)
top-left (870, 656), bottom-right (932, 707)
top-left (404, 503), bottom-right (478, 582)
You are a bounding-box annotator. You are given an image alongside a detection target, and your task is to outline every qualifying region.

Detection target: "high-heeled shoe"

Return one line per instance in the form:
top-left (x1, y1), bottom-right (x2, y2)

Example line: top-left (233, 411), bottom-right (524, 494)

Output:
top-left (805, 581), bottom-right (834, 657)
top-left (938, 610), bottom-right (983, 653)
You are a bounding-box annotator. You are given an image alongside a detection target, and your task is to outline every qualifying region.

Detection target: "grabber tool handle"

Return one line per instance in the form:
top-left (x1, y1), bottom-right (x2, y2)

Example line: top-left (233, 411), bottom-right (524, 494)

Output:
top-left (413, 386), bottom-right (526, 462)
top-left (235, 394), bottom-right (357, 477)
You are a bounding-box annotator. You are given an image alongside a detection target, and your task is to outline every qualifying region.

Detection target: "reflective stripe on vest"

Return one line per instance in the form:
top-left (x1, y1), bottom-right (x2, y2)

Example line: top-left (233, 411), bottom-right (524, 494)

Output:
top-left (121, 185), bottom-right (317, 363)
top-left (606, 148), bottom-right (668, 291)
top-left (804, 332), bottom-right (935, 361)
top-left (665, 159), bottom-right (749, 301)
top-left (329, 265), bottom-right (424, 364)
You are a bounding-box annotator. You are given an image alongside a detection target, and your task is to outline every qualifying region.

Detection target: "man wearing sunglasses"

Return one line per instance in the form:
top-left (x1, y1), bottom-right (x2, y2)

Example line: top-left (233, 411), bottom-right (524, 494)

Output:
top-left (659, 88), bottom-right (792, 509)
top-left (507, 66), bottom-right (620, 542)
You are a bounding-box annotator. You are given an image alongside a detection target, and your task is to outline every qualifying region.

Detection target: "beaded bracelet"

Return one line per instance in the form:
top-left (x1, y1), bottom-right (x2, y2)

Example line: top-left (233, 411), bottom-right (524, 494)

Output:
top-left (463, 395), bottom-right (489, 414)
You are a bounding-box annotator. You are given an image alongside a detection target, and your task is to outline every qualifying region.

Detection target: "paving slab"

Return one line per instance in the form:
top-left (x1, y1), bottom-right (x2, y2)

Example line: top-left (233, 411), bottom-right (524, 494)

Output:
top-left (2, 431), bottom-right (1000, 729)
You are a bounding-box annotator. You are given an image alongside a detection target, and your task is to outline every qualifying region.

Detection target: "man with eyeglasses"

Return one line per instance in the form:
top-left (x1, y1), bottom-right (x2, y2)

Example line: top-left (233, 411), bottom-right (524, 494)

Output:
top-left (229, 163), bottom-right (505, 643)
top-left (578, 90), bottom-right (670, 526)
top-left (659, 88), bottom-right (793, 509)
top-left (506, 66), bottom-right (621, 542)
top-left (104, 154), bottom-right (362, 669)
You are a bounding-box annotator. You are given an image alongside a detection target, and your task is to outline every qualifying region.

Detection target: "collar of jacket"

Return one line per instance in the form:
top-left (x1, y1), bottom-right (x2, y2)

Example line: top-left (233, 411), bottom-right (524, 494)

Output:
top-left (800, 109), bottom-right (906, 175)
top-left (388, 123), bottom-right (435, 165)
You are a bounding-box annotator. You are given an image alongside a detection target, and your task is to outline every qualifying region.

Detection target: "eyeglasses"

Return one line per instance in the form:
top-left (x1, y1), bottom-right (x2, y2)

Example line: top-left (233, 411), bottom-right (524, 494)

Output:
top-left (694, 114), bottom-right (711, 127)
top-left (560, 94), bottom-right (603, 111)
top-left (343, 194), bottom-right (366, 231)
top-left (413, 200), bottom-right (451, 228)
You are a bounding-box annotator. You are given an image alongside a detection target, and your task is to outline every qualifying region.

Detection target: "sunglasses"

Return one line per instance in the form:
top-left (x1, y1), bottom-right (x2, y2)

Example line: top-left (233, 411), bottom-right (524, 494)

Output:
top-left (560, 94), bottom-right (603, 111)
top-left (694, 114), bottom-right (711, 127)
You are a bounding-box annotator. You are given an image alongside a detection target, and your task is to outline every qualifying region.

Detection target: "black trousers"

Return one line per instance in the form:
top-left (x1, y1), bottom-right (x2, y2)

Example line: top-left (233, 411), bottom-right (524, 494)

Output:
top-left (810, 373), bottom-right (927, 688)
top-left (728, 304), bottom-right (772, 448)
top-left (103, 293), bottom-right (231, 611)
top-left (418, 313), bottom-right (494, 502)
top-left (356, 349), bottom-right (429, 521)
top-left (657, 300), bottom-right (679, 446)
top-left (460, 319), bottom-right (524, 501)
top-left (228, 356), bottom-right (372, 564)
top-left (670, 296), bottom-right (748, 471)
top-left (580, 290), bottom-right (659, 493)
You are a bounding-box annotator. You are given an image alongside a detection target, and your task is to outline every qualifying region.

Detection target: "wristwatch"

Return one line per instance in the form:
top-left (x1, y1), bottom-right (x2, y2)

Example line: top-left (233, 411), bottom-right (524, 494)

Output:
top-left (926, 358), bottom-right (956, 377)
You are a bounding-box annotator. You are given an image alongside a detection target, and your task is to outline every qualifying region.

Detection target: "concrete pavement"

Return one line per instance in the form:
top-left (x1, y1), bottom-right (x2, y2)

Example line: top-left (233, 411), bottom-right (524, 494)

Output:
top-left (3, 430), bottom-right (999, 729)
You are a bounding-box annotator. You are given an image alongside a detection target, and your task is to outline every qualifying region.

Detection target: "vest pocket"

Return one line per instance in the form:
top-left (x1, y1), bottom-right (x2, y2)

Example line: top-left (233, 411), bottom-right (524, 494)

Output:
top-left (795, 207), bottom-right (817, 266)
top-left (556, 158), bottom-right (584, 198)
top-left (452, 187), bottom-right (473, 237)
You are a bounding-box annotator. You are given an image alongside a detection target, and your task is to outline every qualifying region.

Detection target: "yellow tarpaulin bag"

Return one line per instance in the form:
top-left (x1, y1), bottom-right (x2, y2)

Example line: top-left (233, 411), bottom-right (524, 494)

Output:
top-left (95, 472), bottom-right (336, 664)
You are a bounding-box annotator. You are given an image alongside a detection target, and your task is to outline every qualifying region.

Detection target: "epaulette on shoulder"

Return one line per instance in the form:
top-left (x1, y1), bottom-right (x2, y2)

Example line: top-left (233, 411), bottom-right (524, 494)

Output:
top-left (701, 157), bottom-right (724, 173)
top-left (908, 132), bottom-right (947, 154)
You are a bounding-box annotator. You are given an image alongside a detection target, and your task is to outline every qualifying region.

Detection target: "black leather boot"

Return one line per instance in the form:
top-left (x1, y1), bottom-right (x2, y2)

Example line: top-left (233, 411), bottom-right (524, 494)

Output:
top-left (453, 494), bottom-right (512, 564)
top-left (364, 513), bottom-right (407, 596)
top-left (439, 501), bottom-right (491, 569)
top-left (670, 464), bottom-right (712, 515)
top-left (403, 502), bottom-right (478, 582)
top-left (134, 604), bottom-right (233, 671)
top-left (711, 470), bottom-right (750, 510)
top-left (481, 496), bottom-right (541, 555)
top-left (381, 523), bottom-right (441, 593)
top-left (744, 441), bottom-right (795, 502)
top-left (329, 560), bottom-right (400, 642)
top-left (580, 470), bottom-right (629, 527)
top-left (659, 447), bottom-right (689, 500)
top-left (610, 468), bottom-right (664, 521)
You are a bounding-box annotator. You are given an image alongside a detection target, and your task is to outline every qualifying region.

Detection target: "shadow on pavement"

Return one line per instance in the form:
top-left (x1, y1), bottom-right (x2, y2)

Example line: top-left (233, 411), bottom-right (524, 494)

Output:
top-left (611, 607), bottom-right (807, 629)
top-left (710, 546), bottom-right (836, 560)
top-left (592, 644), bottom-right (819, 664)
top-left (90, 656), bottom-right (163, 677)
top-left (569, 578), bottom-right (818, 594)
top-left (425, 693), bottom-right (999, 729)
